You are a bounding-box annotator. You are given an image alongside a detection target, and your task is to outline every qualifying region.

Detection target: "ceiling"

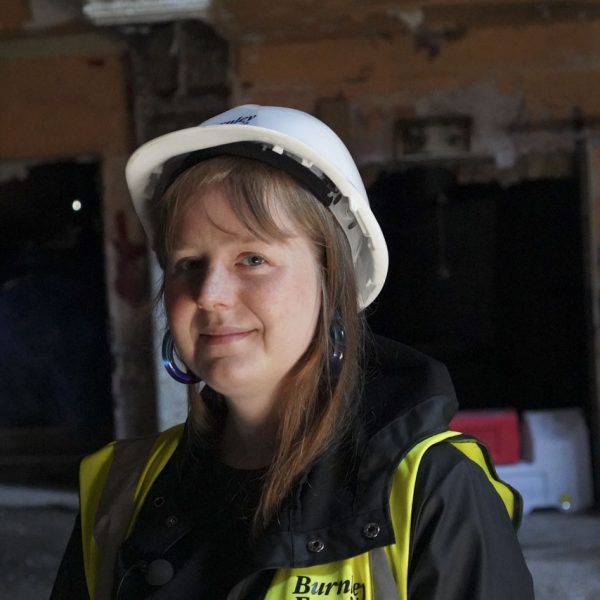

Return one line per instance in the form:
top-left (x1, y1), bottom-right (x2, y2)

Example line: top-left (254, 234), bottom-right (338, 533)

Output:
top-left (81, 1), bottom-right (600, 43)
top-left (207, 0), bottom-right (600, 43)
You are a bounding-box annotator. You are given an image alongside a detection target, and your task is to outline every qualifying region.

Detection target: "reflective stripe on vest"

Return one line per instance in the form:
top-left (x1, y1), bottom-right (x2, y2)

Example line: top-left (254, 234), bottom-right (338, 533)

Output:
top-left (79, 428), bottom-right (518, 600)
top-left (80, 424), bottom-right (185, 599)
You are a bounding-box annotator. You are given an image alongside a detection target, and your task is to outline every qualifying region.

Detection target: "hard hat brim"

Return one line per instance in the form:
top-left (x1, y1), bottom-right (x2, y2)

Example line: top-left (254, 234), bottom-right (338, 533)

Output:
top-left (126, 122), bottom-right (388, 308)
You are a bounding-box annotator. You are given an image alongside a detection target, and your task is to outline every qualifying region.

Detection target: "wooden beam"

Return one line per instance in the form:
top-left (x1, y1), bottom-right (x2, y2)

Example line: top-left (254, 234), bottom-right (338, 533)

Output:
top-left (209, 0), bottom-right (600, 44)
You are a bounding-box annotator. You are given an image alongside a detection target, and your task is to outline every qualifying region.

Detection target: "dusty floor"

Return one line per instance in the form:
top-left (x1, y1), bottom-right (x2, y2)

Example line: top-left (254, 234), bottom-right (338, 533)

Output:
top-left (1, 487), bottom-right (599, 599)
top-left (518, 510), bottom-right (600, 600)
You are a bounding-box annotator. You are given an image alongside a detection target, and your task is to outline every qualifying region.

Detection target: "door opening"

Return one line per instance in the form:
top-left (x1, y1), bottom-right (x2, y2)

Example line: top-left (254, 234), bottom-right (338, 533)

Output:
top-left (0, 159), bottom-right (113, 486)
top-left (367, 165), bottom-right (588, 416)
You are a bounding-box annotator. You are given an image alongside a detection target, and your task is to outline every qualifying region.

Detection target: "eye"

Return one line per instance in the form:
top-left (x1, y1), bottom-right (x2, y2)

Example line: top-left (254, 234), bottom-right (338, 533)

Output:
top-left (239, 255), bottom-right (267, 267)
top-left (174, 258), bottom-right (204, 274)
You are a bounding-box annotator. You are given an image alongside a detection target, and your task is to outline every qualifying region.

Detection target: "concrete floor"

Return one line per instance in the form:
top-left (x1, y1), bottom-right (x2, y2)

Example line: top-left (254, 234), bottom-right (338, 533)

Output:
top-left (519, 510), bottom-right (600, 600)
top-left (1, 486), bottom-right (599, 599)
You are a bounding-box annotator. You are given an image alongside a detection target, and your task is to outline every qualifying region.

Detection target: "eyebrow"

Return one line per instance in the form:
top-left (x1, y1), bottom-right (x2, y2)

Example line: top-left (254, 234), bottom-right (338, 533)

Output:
top-left (210, 222), bottom-right (296, 245)
top-left (170, 231), bottom-right (270, 254)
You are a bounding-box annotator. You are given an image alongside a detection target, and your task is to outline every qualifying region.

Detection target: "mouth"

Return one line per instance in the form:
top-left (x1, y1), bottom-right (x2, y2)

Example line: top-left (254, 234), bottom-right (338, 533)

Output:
top-left (199, 328), bottom-right (254, 346)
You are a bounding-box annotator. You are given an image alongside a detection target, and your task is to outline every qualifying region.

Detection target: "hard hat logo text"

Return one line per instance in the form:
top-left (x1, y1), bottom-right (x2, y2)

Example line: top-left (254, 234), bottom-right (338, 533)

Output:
top-left (218, 114), bottom-right (257, 125)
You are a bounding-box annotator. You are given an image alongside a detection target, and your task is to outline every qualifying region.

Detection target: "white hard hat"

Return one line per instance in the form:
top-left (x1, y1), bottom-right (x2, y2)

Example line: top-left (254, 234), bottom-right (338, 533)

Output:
top-left (126, 104), bottom-right (389, 308)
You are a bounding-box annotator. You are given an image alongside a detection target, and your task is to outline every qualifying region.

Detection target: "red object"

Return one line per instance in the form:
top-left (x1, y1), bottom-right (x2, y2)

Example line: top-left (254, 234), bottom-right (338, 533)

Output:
top-left (449, 409), bottom-right (521, 465)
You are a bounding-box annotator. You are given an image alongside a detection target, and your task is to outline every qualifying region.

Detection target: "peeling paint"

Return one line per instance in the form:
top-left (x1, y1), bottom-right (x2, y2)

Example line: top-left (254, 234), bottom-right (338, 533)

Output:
top-left (387, 7), bottom-right (423, 32)
top-left (350, 82), bottom-right (581, 175)
top-left (413, 23), bottom-right (467, 60)
top-left (415, 81), bottom-right (526, 168)
top-left (111, 210), bottom-right (148, 306)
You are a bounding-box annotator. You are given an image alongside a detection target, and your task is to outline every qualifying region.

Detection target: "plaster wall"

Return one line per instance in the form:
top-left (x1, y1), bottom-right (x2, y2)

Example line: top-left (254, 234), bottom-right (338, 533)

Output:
top-left (0, 34), bottom-right (130, 159)
top-left (236, 20), bottom-right (600, 169)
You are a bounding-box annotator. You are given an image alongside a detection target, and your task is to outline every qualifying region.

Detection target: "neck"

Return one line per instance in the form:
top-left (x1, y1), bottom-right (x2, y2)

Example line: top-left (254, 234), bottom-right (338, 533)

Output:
top-left (219, 394), bottom-right (279, 469)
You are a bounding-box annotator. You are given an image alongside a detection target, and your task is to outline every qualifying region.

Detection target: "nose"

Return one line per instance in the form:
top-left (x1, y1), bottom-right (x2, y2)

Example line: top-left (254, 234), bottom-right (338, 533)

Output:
top-left (194, 262), bottom-right (235, 311)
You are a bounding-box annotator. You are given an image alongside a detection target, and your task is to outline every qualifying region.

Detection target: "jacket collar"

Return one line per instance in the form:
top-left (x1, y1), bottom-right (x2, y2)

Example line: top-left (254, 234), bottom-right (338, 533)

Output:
top-left (246, 335), bottom-right (458, 571)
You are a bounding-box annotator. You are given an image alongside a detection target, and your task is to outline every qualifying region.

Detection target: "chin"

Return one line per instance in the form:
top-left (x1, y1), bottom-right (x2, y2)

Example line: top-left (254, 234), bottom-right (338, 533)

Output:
top-left (198, 353), bottom-right (250, 383)
top-left (201, 369), bottom-right (258, 397)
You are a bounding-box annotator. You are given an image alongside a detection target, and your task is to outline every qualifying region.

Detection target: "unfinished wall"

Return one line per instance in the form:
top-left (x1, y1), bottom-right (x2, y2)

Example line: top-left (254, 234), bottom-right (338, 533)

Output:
top-left (227, 13), bottom-right (600, 486)
top-left (0, 0), bottom-right (29, 32)
top-left (0, 30), bottom-right (156, 439)
top-left (235, 20), bottom-right (600, 172)
top-left (123, 20), bottom-right (230, 143)
top-left (1, 15), bottom-right (232, 437)
top-left (0, 33), bottom-right (130, 159)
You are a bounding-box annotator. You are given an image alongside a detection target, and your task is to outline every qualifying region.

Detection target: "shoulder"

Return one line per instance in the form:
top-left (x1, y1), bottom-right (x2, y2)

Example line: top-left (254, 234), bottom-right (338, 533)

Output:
top-left (82, 424), bottom-right (186, 470)
top-left (415, 441), bottom-right (501, 501)
top-left (79, 424), bottom-right (186, 513)
top-left (411, 439), bottom-right (522, 534)
top-left (405, 440), bottom-right (534, 599)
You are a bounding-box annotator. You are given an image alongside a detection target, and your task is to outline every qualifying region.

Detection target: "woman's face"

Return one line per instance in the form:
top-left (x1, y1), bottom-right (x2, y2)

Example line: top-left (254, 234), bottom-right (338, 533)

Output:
top-left (163, 187), bottom-right (322, 404)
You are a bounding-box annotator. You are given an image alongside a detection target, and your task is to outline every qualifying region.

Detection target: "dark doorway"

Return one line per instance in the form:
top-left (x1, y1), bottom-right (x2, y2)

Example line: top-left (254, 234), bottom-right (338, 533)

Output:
top-left (0, 160), bottom-right (113, 484)
top-left (367, 165), bottom-right (589, 415)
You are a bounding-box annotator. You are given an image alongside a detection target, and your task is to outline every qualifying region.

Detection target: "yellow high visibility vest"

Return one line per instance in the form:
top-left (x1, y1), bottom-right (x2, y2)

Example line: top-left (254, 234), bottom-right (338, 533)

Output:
top-left (79, 426), bottom-right (518, 600)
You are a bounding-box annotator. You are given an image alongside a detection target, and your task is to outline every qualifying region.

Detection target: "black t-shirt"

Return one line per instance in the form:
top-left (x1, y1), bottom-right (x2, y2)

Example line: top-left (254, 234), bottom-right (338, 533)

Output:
top-left (112, 437), bottom-right (265, 599)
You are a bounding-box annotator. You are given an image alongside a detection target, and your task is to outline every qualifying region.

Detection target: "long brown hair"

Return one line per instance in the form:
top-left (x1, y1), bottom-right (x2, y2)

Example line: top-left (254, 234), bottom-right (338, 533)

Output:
top-left (152, 156), bottom-right (363, 531)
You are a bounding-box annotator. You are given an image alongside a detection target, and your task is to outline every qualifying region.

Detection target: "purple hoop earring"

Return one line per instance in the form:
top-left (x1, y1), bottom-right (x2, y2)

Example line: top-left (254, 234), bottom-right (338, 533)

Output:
top-left (330, 313), bottom-right (345, 382)
top-left (162, 330), bottom-right (201, 384)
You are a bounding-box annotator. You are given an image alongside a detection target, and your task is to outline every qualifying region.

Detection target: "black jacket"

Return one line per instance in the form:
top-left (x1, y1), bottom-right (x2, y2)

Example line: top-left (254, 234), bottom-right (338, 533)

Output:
top-left (51, 336), bottom-right (534, 599)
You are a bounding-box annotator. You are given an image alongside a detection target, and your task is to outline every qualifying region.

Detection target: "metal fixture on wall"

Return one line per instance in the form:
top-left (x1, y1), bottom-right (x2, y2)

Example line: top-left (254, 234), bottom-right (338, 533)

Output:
top-left (83, 0), bottom-right (211, 25)
top-left (394, 115), bottom-right (472, 160)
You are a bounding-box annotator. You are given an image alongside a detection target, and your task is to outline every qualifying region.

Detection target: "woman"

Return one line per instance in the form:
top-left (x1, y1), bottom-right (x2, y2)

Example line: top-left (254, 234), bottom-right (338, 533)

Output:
top-left (52, 105), bottom-right (533, 599)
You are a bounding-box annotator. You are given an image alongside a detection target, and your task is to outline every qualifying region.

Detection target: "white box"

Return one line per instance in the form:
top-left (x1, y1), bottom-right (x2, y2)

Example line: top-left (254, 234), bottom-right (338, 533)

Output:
top-left (496, 409), bottom-right (594, 514)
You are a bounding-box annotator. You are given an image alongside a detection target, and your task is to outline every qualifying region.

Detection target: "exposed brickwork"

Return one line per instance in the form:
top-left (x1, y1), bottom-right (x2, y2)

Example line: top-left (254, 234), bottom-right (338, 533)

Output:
top-left (123, 20), bottom-right (230, 144)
